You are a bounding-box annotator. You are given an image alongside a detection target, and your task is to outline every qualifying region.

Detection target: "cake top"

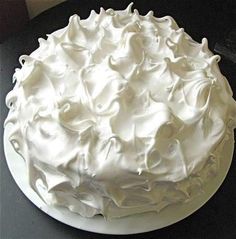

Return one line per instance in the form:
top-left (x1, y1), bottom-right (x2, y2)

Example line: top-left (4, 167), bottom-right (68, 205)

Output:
top-left (5, 3), bottom-right (236, 218)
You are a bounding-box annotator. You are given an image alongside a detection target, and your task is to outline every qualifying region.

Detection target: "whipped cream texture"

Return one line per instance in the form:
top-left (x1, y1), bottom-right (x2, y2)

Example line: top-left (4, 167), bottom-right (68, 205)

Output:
top-left (5, 3), bottom-right (236, 218)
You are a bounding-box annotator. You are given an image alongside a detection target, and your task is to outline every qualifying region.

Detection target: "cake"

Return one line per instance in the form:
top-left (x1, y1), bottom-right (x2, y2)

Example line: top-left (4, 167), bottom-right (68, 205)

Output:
top-left (5, 3), bottom-right (236, 219)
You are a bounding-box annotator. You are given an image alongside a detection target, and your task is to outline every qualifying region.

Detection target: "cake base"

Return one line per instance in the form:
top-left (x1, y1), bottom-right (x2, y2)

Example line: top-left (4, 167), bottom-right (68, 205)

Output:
top-left (3, 124), bottom-right (234, 234)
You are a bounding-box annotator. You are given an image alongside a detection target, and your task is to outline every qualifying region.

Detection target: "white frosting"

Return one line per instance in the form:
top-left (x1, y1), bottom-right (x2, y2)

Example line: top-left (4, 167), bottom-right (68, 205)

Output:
top-left (5, 3), bottom-right (236, 218)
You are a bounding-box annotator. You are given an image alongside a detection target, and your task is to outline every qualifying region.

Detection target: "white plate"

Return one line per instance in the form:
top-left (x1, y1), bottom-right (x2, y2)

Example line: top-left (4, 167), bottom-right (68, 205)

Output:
top-left (3, 124), bottom-right (234, 235)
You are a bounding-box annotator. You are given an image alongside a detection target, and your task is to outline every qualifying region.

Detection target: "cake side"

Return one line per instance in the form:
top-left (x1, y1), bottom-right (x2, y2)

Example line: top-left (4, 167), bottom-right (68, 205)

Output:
top-left (4, 3), bottom-right (236, 218)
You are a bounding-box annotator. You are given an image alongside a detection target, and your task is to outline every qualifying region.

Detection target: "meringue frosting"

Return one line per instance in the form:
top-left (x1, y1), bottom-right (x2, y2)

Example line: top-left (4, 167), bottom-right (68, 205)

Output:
top-left (5, 3), bottom-right (236, 218)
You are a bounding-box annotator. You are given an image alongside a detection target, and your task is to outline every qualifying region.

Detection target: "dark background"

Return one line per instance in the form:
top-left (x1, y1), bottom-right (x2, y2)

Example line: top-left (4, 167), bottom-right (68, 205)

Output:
top-left (0, 0), bottom-right (236, 238)
top-left (0, 0), bottom-right (29, 43)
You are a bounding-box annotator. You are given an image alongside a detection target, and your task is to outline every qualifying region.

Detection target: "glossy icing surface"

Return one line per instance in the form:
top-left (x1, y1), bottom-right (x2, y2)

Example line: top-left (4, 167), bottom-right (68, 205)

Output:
top-left (5, 3), bottom-right (236, 218)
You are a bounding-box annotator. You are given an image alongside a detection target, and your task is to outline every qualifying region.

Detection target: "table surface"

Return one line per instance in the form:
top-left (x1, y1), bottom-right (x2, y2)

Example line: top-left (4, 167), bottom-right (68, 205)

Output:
top-left (1, 0), bottom-right (236, 238)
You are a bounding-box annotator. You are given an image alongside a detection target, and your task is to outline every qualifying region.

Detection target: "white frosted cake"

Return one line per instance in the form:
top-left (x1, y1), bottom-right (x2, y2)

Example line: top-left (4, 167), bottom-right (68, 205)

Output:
top-left (5, 3), bottom-right (236, 218)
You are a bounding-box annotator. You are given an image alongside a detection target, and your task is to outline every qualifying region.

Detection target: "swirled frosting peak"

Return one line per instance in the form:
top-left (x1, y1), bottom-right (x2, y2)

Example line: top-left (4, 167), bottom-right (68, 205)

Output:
top-left (5, 3), bottom-right (236, 218)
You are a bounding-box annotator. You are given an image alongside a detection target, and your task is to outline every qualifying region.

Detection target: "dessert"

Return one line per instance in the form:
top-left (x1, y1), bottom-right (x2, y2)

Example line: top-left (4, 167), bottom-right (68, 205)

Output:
top-left (5, 3), bottom-right (236, 218)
